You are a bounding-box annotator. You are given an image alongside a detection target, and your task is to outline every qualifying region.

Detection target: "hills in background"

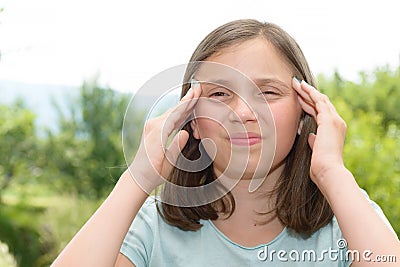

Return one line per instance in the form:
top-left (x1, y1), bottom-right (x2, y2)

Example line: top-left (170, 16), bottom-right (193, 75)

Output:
top-left (0, 80), bottom-right (180, 133)
top-left (0, 80), bottom-right (80, 132)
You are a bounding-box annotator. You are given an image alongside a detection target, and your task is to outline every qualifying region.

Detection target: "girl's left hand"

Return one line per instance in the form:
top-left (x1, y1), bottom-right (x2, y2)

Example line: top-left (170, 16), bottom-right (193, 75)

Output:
top-left (292, 78), bottom-right (347, 187)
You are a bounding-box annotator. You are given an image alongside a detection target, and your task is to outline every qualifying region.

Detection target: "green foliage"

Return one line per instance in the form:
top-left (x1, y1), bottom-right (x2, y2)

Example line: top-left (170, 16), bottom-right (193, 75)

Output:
top-left (0, 82), bottom-right (142, 265)
top-left (1, 183), bottom-right (101, 266)
top-left (318, 66), bottom-right (400, 236)
top-left (319, 66), bottom-right (400, 128)
top-left (0, 103), bottom-right (48, 266)
top-left (40, 80), bottom-right (141, 198)
top-left (0, 203), bottom-right (42, 267)
top-left (0, 101), bottom-right (38, 199)
top-left (37, 193), bottom-right (101, 262)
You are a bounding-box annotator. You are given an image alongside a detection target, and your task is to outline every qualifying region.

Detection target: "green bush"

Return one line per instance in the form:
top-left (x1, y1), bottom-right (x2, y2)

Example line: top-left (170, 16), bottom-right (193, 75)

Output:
top-left (318, 67), bottom-right (400, 237)
top-left (1, 183), bottom-right (101, 266)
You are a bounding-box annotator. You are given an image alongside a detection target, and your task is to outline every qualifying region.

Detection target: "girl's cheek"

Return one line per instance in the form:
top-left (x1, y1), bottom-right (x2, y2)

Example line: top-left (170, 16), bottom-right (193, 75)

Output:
top-left (251, 101), bottom-right (276, 136)
top-left (273, 105), bottom-right (301, 139)
top-left (193, 98), bottom-right (235, 132)
top-left (194, 98), bottom-right (229, 122)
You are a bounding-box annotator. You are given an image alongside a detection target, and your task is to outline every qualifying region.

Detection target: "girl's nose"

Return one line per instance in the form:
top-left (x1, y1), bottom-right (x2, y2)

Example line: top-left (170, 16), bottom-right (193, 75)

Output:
top-left (228, 96), bottom-right (257, 123)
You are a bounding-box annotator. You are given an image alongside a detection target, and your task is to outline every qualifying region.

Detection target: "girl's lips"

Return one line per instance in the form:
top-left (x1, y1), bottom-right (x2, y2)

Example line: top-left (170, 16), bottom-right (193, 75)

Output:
top-left (229, 132), bottom-right (262, 146)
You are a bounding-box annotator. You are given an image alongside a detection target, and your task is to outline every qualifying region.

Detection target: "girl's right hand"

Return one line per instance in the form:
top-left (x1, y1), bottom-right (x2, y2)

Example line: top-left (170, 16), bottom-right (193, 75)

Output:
top-left (127, 81), bottom-right (202, 193)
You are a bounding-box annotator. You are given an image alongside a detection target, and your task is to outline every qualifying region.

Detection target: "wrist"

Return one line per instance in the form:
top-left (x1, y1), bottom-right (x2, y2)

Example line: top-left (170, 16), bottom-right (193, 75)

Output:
top-left (313, 166), bottom-right (356, 197)
top-left (122, 168), bottom-right (160, 195)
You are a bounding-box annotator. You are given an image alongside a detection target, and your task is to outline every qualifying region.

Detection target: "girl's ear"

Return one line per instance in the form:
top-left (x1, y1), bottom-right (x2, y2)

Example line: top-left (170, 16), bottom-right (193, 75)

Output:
top-left (190, 119), bottom-right (200, 140)
top-left (297, 119), bottom-right (304, 135)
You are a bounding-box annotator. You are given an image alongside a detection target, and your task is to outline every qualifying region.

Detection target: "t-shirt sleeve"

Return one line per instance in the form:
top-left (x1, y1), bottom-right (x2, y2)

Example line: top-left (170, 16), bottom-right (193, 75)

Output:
top-left (334, 188), bottom-right (397, 267)
top-left (120, 198), bottom-right (157, 267)
top-left (359, 188), bottom-right (397, 236)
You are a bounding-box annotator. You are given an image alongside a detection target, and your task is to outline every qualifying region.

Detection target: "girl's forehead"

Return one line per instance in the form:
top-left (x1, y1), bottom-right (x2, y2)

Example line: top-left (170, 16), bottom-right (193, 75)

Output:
top-left (196, 38), bottom-right (293, 82)
top-left (211, 37), bottom-right (273, 56)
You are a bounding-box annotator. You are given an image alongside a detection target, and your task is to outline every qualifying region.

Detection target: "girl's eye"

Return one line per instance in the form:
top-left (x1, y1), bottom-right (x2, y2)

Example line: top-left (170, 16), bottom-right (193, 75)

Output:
top-left (262, 91), bottom-right (278, 95)
top-left (210, 92), bottom-right (229, 97)
top-left (260, 89), bottom-right (281, 100)
top-left (208, 89), bottom-right (232, 102)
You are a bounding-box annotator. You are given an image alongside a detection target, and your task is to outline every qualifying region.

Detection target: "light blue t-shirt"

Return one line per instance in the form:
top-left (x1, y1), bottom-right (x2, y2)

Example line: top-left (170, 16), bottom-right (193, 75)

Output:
top-left (120, 190), bottom-right (394, 267)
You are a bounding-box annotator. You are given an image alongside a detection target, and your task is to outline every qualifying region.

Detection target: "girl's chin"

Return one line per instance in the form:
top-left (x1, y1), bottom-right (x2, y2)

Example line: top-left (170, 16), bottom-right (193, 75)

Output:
top-left (214, 166), bottom-right (271, 180)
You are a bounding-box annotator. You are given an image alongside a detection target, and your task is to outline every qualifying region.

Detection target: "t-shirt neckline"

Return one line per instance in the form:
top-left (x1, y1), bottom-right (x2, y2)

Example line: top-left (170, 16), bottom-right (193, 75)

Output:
top-left (205, 219), bottom-right (287, 250)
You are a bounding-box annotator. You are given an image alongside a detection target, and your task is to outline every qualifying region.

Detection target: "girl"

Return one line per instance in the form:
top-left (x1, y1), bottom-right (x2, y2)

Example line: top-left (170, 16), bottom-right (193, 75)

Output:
top-left (52, 19), bottom-right (399, 266)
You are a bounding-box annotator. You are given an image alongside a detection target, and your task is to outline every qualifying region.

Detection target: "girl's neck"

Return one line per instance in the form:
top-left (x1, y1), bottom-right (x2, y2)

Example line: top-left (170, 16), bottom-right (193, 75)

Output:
top-left (211, 164), bottom-right (286, 247)
top-left (217, 162), bottom-right (285, 222)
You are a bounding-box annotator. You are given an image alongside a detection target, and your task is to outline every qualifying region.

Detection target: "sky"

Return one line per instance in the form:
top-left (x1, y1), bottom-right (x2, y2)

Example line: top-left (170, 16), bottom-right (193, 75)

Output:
top-left (0, 0), bottom-right (399, 93)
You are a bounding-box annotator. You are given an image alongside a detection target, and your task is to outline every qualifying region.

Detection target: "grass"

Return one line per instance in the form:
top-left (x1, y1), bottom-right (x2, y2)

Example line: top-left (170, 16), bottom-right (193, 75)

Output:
top-left (1, 182), bottom-right (102, 266)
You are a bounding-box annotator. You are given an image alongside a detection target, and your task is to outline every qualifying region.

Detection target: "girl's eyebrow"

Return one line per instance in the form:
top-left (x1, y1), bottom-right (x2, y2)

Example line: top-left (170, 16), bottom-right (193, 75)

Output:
top-left (199, 79), bottom-right (233, 87)
top-left (253, 78), bottom-right (290, 90)
top-left (196, 77), bottom-right (290, 91)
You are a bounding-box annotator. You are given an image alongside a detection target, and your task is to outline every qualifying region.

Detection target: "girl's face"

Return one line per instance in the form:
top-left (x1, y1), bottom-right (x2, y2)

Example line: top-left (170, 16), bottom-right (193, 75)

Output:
top-left (191, 38), bottom-right (302, 180)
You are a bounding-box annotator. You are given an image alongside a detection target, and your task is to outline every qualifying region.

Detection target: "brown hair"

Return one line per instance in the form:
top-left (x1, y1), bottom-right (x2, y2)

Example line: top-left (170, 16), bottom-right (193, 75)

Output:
top-left (157, 19), bottom-right (333, 235)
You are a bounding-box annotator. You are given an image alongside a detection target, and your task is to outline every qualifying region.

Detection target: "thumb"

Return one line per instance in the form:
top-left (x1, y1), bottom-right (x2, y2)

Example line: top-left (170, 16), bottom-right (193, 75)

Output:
top-left (165, 130), bottom-right (189, 167)
top-left (308, 133), bottom-right (316, 150)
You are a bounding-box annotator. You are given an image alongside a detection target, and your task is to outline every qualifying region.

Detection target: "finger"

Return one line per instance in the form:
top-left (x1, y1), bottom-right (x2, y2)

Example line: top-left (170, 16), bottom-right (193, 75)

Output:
top-left (297, 95), bottom-right (317, 119)
top-left (180, 80), bottom-right (202, 102)
top-left (161, 102), bottom-right (196, 140)
top-left (171, 81), bottom-right (202, 116)
top-left (166, 129), bottom-right (189, 159)
top-left (299, 80), bottom-right (326, 105)
top-left (161, 80), bottom-right (201, 118)
top-left (301, 82), bottom-right (344, 128)
top-left (299, 81), bottom-right (335, 118)
top-left (292, 77), bottom-right (312, 102)
top-left (180, 79), bottom-right (199, 98)
top-left (164, 129), bottom-right (190, 174)
top-left (293, 78), bottom-right (330, 112)
top-left (184, 80), bottom-right (202, 110)
top-left (160, 82), bottom-right (202, 135)
top-left (292, 77), bottom-right (314, 106)
top-left (161, 82), bottom-right (202, 118)
top-left (308, 133), bottom-right (316, 150)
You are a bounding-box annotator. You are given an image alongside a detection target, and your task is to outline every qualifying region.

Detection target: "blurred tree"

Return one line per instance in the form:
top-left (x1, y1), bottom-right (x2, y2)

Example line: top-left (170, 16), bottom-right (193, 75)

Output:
top-left (0, 102), bottom-right (46, 267)
top-left (319, 65), bottom-right (400, 128)
top-left (370, 66), bottom-right (400, 127)
top-left (41, 79), bottom-right (144, 198)
top-left (0, 100), bottom-right (37, 202)
top-left (318, 66), bottom-right (400, 236)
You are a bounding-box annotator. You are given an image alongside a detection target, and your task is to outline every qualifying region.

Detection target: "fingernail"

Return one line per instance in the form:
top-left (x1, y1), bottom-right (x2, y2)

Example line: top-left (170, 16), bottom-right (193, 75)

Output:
top-left (191, 79), bottom-right (200, 90)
